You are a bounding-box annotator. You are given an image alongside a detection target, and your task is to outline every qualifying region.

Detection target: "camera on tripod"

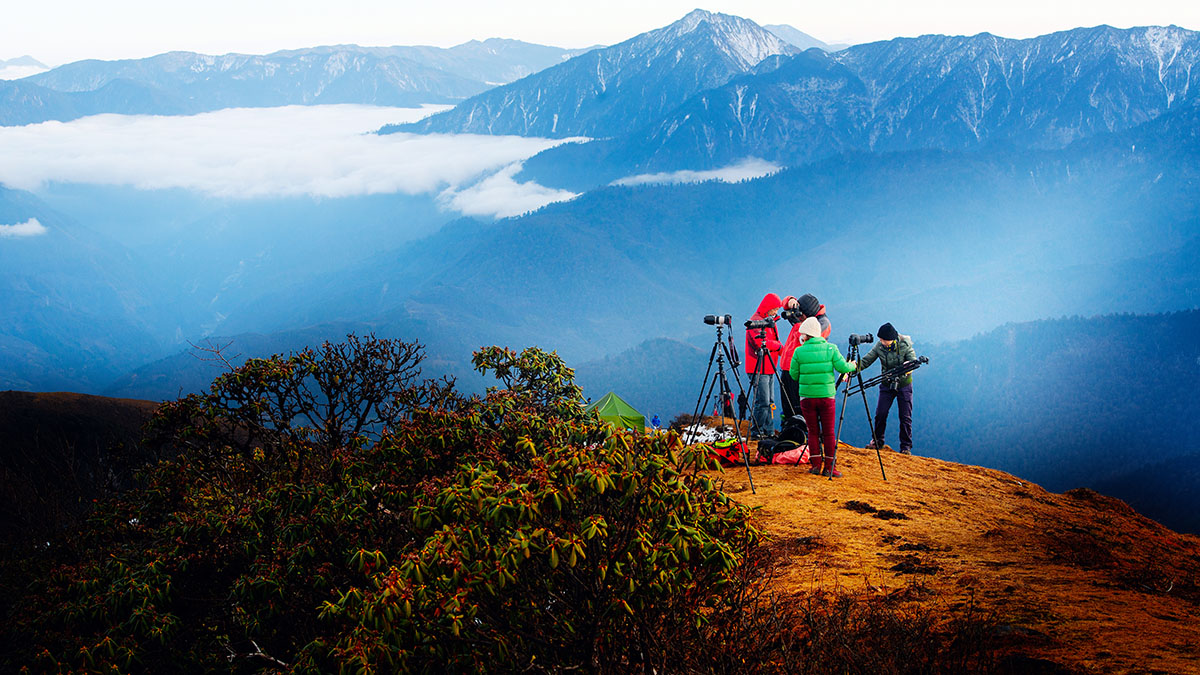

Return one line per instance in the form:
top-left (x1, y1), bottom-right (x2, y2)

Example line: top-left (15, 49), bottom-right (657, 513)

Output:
top-left (704, 314), bottom-right (734, 326)
top-left (848, 333), bottom-right (874, 346)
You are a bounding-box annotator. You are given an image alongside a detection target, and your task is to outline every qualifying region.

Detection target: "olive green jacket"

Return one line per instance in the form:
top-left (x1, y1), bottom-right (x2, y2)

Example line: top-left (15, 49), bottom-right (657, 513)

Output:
top-left (856, 336), bottom-right (917, 387)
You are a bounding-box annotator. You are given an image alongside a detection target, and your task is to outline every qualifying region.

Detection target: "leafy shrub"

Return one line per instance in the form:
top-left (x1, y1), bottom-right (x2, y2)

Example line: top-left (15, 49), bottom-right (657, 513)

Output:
top-left (5, 337), bottom-right (763, 673)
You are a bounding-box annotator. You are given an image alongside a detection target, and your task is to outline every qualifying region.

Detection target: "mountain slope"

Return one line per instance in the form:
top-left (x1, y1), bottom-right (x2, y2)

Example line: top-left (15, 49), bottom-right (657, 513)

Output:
top-left (739, 443), bottom-right (1200, 674)
top-left (523, 24), bottom-right (1200, 182)
top-left (393, 9), bottom-right (797, 138)
top-left (0, 391), bottom-right (158, 544)
top-left (0, 187), bottom-right (176, 390)
top-left (763, 24), bottom-right (840, 51)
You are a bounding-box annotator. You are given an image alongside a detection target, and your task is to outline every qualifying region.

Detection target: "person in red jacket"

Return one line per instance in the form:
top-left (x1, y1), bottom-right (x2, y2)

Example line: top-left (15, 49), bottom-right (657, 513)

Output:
top-left (777, 293), bottom-right (831, 424)
top-left (745, 293), bottom-right (792, 439)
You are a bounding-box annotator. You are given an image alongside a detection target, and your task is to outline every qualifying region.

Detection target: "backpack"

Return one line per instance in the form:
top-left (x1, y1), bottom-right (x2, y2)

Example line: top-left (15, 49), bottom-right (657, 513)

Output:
top-left (775, 415), bottom-right (808, 451)
top-left (710, 438), bottom-right (746, 466)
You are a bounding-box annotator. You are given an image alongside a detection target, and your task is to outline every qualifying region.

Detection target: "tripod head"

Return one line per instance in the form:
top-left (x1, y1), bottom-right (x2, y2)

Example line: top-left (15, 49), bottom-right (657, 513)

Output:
top-left (851, 356), bottom-right (930, 393)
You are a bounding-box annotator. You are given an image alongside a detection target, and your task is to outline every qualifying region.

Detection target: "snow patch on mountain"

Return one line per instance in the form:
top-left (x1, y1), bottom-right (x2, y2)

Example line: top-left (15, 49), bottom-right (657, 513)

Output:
top-left (649, 9), bottom-right (792, 69)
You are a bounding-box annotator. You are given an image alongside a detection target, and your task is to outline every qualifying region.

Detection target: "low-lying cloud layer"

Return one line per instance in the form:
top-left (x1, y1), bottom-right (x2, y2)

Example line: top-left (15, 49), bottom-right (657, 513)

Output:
top-left (440, 163), bottom-right (577, 218)
top-left (0, 105), bottom-right (582, 217)
top-left (0, 218), bottom-right (47, 238)
top-left (612, 158), bottom-right (781, 186)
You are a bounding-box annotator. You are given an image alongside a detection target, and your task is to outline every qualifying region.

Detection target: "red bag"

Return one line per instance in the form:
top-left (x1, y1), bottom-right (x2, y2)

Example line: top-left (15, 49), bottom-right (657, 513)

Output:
top-left (709, 439), bottom-right (746, 465)
top-left (772, 444), bottom-right (810, 465)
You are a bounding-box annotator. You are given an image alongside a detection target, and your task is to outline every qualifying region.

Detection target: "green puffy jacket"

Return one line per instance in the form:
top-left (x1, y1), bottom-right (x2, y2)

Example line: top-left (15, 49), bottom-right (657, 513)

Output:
top-left (856, 336), bottom-right (918, 387)
top-left (788, 336), bottom-right (856, 399)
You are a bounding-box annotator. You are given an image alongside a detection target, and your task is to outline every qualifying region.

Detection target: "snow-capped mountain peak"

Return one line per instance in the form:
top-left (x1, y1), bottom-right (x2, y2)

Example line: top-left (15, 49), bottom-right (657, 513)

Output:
top-left (644, 9), bottom-right (794, 69)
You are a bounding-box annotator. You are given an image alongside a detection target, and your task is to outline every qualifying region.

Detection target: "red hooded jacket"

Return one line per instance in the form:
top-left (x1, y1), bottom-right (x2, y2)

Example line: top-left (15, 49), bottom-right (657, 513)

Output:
top-left (779, 304), bottom-right (831, 374)
top-left (745, 293), bottom-right (785, 375)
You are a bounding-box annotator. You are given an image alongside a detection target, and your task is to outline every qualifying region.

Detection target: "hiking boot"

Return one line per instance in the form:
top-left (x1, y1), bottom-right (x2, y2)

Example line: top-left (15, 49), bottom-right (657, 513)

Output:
top-left (822, 466), bottom-right (843, 478)
top-left (865, 439), bottom-right (880, 450)
top-left (808, 464), bottom-right (823, 475)
top-left (899, 448), bottom-right (912, 455)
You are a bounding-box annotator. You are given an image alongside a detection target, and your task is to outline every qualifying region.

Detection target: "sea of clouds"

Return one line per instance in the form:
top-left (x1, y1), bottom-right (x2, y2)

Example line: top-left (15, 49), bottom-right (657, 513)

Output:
top-left (0, 105), bottom-right (584, 218)
top-left (611, 157), bottom-right (781, 186)
top-left (0, 218), bottom-right (46, 237)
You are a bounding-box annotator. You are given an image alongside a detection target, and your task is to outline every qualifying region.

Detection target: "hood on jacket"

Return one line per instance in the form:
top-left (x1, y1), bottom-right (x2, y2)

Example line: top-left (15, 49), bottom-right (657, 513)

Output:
top-left (753, 293), bottom-right (783, 319)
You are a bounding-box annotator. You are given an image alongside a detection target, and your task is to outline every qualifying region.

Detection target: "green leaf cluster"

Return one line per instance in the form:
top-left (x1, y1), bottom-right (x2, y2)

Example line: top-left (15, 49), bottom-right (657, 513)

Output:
top-left (7, 338), bottom-right (761, 673)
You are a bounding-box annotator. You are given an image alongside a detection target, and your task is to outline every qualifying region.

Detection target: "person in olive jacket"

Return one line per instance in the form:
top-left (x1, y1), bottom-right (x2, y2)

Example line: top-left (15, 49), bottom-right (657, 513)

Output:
top-left (856, 322), bottom-right (917, 455)
top-left (789, 317), bottom-right (856, 477)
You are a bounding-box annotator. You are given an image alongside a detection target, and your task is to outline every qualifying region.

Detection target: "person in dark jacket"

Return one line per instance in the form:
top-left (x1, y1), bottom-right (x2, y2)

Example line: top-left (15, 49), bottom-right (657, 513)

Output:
top-left (789, 317), bottom-right (856, 477)
top-left (777, 293), bottom-right (830, 425)
top-left (745, 293), bottom-right (791, 439)
top-left (856, 322), bottom-right (917, 455)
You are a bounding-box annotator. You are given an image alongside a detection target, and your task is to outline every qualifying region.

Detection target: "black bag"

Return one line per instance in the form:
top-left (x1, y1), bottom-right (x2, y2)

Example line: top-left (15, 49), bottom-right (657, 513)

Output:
top-left (776, 415), bottom-right (807, 451)
top-left (755, 438), bottom-right (780, 463)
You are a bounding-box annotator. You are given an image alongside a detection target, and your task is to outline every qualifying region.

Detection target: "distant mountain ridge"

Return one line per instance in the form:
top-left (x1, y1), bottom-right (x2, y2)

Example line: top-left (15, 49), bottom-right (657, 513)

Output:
top-left (763, 24), bottom-right (846, 51)
top-left (392, 10), bottom-right (798, 138)
top-left (1, 40), bottom-right (589, 125)
top-left (502, 22), bottom-right (1200, 183)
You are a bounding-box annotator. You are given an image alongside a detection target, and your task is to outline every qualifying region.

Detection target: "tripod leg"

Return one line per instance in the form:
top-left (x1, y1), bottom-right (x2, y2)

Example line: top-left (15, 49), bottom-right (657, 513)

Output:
top-left (687, 366), bottom-right (723, 445)
top-left (832, 378), bottom-right (851, 466)
top-left (720, 366), bottom-right (755, 495)
top-left (856, 371), bottom-right (887, 481)
top-left (687, 341), bottom-right (722, 442)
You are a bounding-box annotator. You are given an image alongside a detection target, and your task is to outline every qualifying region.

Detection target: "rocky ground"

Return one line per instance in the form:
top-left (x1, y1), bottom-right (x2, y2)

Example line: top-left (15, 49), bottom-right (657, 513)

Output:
top-left (716, 437), bottom-right (1200, 674)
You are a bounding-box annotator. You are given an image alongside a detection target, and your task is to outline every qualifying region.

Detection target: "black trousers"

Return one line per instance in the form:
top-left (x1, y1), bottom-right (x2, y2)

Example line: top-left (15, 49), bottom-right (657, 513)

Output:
top-left (779, 370), bottom-right (800, 421)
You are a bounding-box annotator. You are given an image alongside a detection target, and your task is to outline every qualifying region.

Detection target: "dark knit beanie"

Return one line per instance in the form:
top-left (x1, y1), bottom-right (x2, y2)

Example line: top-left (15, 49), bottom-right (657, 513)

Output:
top-left (797, 293), bottom-right (820, 316)
top-left (877, 323), bottom-right (899, 340)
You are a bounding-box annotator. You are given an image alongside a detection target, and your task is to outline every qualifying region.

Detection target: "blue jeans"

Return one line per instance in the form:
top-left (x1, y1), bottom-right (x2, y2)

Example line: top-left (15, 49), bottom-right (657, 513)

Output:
top-left (751, 373), bottom-right (775, 437)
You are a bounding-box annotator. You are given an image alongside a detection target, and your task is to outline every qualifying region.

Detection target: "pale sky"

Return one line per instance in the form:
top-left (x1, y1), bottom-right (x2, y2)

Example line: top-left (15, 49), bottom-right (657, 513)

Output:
top-left (5, 1), bottom-right (1200, 66)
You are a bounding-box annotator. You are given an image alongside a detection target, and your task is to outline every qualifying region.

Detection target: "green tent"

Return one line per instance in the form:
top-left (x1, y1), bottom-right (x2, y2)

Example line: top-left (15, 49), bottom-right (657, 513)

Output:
top-left (586, 392), bottom-right (646, 431)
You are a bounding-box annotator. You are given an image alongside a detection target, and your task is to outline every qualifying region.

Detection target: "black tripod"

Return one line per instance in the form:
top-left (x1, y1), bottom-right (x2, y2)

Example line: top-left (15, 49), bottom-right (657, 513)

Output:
top-left (687, 319), bottom-right (755, 494)
top-left (834, 354), bottom-right (930, 481)
top-left (833, 342), bottom-right (888, 481)
top-left (742, 321), bottom-right (795, 441)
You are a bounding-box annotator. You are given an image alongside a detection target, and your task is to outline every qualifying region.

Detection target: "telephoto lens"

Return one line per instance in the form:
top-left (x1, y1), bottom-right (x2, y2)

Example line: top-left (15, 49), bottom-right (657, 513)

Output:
top-left (780, 308), bottom-right (804, 323)
top-left (744, 318), bottom-right (775, 329)
top-left (704, 314), bottom-right (733, 326)
top-left (848, 333), bottom-right (874, 346)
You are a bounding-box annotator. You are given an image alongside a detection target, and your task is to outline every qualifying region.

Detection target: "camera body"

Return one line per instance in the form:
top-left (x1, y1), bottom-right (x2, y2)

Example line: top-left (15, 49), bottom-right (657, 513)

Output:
top-left (848, 333), bottom-right (874, 346)
top-left (779, 308), bottom-right (805, 324)
top-left (704, 314), bottom-right (733, 326)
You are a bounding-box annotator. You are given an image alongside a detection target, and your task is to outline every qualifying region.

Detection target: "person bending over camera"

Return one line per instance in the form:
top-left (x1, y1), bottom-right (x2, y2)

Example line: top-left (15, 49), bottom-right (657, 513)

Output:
top-left (789, 317), bottom-right (856, 478)
top-left (745, 293), bottom-right (792, 439)
top-left (778, 293), bottom-right (830, 424)
top-left (856, 322), bottom-right (917, 455)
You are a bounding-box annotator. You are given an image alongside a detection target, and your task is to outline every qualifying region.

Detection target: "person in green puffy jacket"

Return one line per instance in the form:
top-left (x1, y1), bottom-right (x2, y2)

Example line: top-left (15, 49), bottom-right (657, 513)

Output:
top-left (789, 317), bottom-right (856, 478)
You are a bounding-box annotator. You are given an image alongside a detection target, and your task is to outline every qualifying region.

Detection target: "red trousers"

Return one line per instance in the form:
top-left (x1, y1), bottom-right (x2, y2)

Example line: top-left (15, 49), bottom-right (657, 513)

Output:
top-left (800, 397), bottom-right (837, 466)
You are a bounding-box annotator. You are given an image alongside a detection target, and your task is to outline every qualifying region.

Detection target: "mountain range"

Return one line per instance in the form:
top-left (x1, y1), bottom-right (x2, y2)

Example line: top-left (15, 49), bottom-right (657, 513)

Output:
top-left (391, 10), bottom-right (799, 138)
top-left (0, 56), bottom-right (48, 81)
top-left (395, 13), bottom-right (1200, 188)
top-left (0, 40), bottom-right (591, 125)
top-left (3, 9), bottom-right (1200, 538)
